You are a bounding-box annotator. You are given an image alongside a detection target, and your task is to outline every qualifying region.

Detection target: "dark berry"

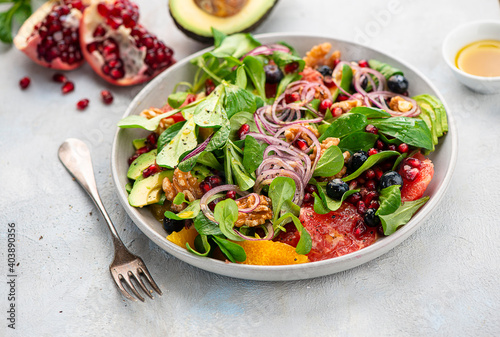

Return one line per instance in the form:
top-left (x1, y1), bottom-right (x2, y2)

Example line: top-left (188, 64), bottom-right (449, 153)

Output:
top-left (264, 63), bottom-right (284, 84)
top-left (237, 124), bottom-right (250, 139)
top-left (326, 179), bottom-right (349, 200)
top-left (348, 151), bottom-right (368, 173)
top-left (146, 132), bottom-right (158, 147)
top-left (163, 217), bottom-right (184, 234)
top-left (387, 75), bottom-right (409, 94)
top-left (317, 65), bottom-right (333, 77)
top-left (19, 77), bottom-right (31, 89)
top-left (379, 171), bottom-right (403, 190)
top-left (376, 140), bottom-right (385, 150)
top-left (364, 208), bottom-right (380, 227)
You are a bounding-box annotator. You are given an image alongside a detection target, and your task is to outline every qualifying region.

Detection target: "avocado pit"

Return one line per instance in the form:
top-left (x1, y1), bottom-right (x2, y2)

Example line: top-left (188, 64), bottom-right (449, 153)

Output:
top-left (194, 0), bottom-right (247, 17)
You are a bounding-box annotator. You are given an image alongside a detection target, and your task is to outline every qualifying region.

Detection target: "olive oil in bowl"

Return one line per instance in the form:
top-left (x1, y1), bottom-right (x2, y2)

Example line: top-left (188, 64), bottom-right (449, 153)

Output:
top-left (455, 40), bottom-right (500, 77)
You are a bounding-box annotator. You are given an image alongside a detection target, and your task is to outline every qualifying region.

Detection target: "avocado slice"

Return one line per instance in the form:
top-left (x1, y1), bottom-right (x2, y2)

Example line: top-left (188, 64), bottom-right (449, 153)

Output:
top-left (132, 138), bottom-right (147, 150)
top-left (169, 0), bottom-right (279, 43)
top-left (418, 101), bottom-right (442, 138)
top-left (127, 149), bottom-right (157, 180)
top-left (417, 112), bottom-right (437, 150)
top-left (414, 94), bottom-right (448, 134)
top-left (128, 171), bottom-right (173, 208)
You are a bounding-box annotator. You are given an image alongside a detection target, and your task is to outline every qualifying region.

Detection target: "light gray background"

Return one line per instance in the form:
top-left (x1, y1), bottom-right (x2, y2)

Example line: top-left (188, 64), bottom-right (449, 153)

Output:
top-left (1, 0), bottom-right (499, 336)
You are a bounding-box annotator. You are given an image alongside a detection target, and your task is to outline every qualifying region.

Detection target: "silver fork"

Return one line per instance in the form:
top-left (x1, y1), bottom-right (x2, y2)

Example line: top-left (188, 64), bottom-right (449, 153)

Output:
top-left (58, 138), bottom-right (162, 302)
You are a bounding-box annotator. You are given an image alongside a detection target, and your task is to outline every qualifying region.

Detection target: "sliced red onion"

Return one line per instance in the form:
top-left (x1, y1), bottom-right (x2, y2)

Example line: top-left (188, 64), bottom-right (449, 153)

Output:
top-left (200, 185), bottom-right (248, 222)
top-left (181, 133), bottom-right (213, 162)
top-left (236, 193), bottom-right (261, 213)
top-left (233, 222), bottom-right (274, 241)
top-left (366, 91), bottom-right (420, 117)
top-left (243, 44), bottom-right (290, 58)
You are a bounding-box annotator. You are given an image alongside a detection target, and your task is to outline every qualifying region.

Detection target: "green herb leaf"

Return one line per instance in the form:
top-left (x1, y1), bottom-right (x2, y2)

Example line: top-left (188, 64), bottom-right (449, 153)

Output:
top-left (243, 55), bottom-right (266, 99)
top-left (157, 121), bottom-right (185, 151)
top-left (213, 198), bottom-right (243, 241)
top-left (226, 141), bottom-right (255, 190)
top-left (156, 117), bottom-right (198, 168)
top-left (338, 131), bottom-right (379, 153)
top-left (349, 106), bottom-right (392, 118)
top-left (242, 135), bottom-right (267, 176)
top-left (194, 84), bottom-right (226, 127)
top-left (318, 113), bottom-right (368, 142)
top-left (378, 197), bottom-right (429, 235)
top-left (376, 185), bottom-right (402, 216)
top-left (343, 150), bottom-right (400, 181)
top-left (168, 92), bottom-right (189, 109)
top-left (272, 50), bottom-right (305, 72)
top-left (210, 32), bottom-right (260, 59)
top-left (368, 59), bottom-right (404, 79)
top-left (196, 151), bottom-right (223, 171)
top-left (311, 183), bottom-right (359, 214)
top-left (164, 200), bottom-right (201, 220)
top-left (235, 65), bottom-right (247, 89)
top-left (229, 111), bottom-right (258, 141)
top-left (313, 145), bottom-right (344, 177)
top-left (193, 212), bottom-right (222, 235)
top-left (211, 27), bottom-right (226, 48)
top-left (172, 192), bottom-right (190, 206)
top-left (275, 213), bottom-right (312, 255)
top-left (212, 236), bottom-right (246, 263)
top-left (224, 83), bottom-right (257, 119)
top-left (269, 176), bottom-right (296, 225)
top-left (340, 64), bottom-right (353, 92)
top-left (187, 234), bottom-right (211, 257)
top-left (0, 2), bottom-right (19, 43)
top-left (117, 109), bottom-right (180, 131)
top-left (370, 117), bottom-right (434, 150)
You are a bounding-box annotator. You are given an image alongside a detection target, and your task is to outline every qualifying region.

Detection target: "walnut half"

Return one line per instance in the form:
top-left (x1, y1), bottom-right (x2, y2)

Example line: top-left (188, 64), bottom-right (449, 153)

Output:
top-left (234, 194), bottom-right (273, 227)
top-left (162, 168), bottom-right (203, 212)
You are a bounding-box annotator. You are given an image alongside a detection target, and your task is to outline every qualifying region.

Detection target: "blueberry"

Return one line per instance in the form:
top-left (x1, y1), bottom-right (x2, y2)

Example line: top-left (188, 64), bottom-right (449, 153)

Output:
top-left (348, 151), bottom-right (368, 173)
top-left (364, 208), bottom-right (380, 227)
top-left (264, 64), bottom-right (284, 84)
top-left (379, 171), bottom-right (403, 190)
top-left (387, 75), bottom-right (409, 94)
top-left (163, 217), bottom-right (184, 234)
top-left (317, 65), bottom-right (333, 77)
top-left (326, 179), bottom-right (349, 200)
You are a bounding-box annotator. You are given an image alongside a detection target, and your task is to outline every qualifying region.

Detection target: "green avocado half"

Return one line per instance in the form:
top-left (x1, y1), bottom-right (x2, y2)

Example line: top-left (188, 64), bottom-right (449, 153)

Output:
top-left (169, 0), bottom-right (279, 43)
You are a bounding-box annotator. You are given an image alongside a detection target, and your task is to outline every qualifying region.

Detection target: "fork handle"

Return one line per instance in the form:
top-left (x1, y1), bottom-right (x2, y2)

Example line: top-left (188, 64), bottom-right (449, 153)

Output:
top-left (58, 138), bottom-right (125, 249)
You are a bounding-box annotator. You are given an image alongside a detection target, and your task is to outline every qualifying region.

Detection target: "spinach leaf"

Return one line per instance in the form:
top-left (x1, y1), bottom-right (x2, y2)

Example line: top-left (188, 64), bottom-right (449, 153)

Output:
top-left (224, 83), bottom-right (257, 119)
top-left (228, 143), bottom-right (255, 191)
top-left (350, 106), bottom-right (391, 118)
top-left (340, 64), bottom-right (353, 93)
top-left (235, 65), bottom-right (247, 89)
top-left (157, 121), bottom-right (185, 151)
top-left (272, 50), bottom-right (305, 72)
top-left (197, 151), bottom-right (223, 171)
top-left (378, 197), bottom-right (429, 235)
top-left (194, 84), bottom-right (226, 127)
top-left (167, 92), bottom-right (188, 109)
top-left (268, 177), bottom-right (297, 225)
top-left (211, 27), bottom-right (226, 48)
top-left (338, 131), bottom-right (378, 153)
top-left (318, 113), bottom-right (368, 142)
top-left (187, 235), bottom-right (211, 257)
top-left (313, 145), bottom-right (344, 177)
top-left (193, 212), bottom-right (222, 235)
top-left (370, 117), bottom-right (434, 150)
top-left (118, 109), bottom-right (180, 131)
top-left (343, 150), bottom-right (400, 181)
top-left (229, 111), bottom-right (258, 140)
top-left (275, 213), bottom-right (312, 255)
top-left (156, 117), bottom-right (198, 168)
top-left (243, 55), bottom-right (266, 99)
top-left (210, 32), bottom-right (260, 59)
top-left (0, 0), bottom-right (31, 43)
top-left (213, 199), bottom-right (243, 241)
top-left (242, 135), bottom-right (267, 176)
top-left (212, 236), bottom-right (247, 263)
top-left (376, 185), bottom-right (402, 216)
top-left (164, 200), bottom-right (201, 220)
top-left (311, 180), bottom-right (359, 214)
top-left (368, 59), bottom-right (404, 79)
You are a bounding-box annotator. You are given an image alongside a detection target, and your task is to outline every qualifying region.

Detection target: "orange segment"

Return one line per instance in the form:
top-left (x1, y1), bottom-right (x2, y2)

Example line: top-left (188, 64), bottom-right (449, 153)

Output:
top-left (167, 227), bottom-right (198, 249)
top-left (236, 240), bottom-right (309, 265)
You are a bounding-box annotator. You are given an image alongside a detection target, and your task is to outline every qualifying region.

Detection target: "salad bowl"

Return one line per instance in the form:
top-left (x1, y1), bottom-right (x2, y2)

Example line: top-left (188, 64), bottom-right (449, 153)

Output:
top-left (111, 33), bottom-right (457, 281)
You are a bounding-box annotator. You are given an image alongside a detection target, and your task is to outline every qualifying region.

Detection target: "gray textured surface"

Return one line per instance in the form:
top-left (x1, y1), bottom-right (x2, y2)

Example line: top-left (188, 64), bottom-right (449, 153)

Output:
top-left (0, 0), bottom-right (499, 336)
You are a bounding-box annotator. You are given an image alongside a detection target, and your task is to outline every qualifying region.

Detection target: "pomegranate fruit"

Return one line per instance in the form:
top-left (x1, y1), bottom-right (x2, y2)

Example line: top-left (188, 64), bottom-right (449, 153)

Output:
top-left (80, 0), bottom-right (175, 86)
top-left (14, 0), bottom-right (89, 70)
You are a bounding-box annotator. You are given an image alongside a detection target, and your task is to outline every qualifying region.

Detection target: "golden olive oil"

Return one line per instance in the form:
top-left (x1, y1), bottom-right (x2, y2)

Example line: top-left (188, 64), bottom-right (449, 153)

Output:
top-left (455, 40), bottom-right (500, 77)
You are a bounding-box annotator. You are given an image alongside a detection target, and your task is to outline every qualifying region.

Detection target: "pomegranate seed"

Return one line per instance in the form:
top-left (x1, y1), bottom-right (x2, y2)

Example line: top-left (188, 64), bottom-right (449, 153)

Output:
top-left (19, 77), bottom-right (31, 89)
top-left (377, 225), bottom-right (385, 236)
top-left (238, 124), bottom-right (250, 139)
top-left (374, 167), bottom-right (384, 180)
top-left (365, 169), bottom-right (376, 180)
top-left (61, 81), bottom-right (74, 94)
top-left (294, 139), bottom-right (308, 151)
top-left (333, 59), bottom-right (341, 69)
top-left (226, 191), bottom-right (236, 199)
top-left (136, 146), bottom-right (149, 155)
top-left (398, 143), bottom-right (409, 153)
top-left (207, 175), bottom-right (222, 187)
top-left (208, 200), bottom-right (217, 211)
top-left (305, 184), bottom-right (318, 195)
top-left (97, 3), bottom-right (109, 16)
top-left (368, 148), bottom-right (378, 156)
top-left (336, 94), bottom-right (349, 102)
top-left (101, 90), bottom-right (114, 104)
top-left (353, 220), bottom-right (367, 238)
top-left (365, 124), bottom-right (378, 134)
top-left (387, 144), bottom-right (396, 151)
top-left (332, 107), bottom-right (343, 117)
top-left (284, 62), bottom-right (299, 73)
top-left (346, 192), bottom-right (362, 205)
top-left (76, 98), bottom-right (89, 110)
top-left (319, 99), bottom-right (333, 113)
top-left (406, 158), bottom-right (421, 168)
top-left (365, 180), bottom-right (377, 191)
top-left (52, 73), bottom-right (67, 83)
top-left (199, 181), bottom-right (212, 194)
top-left (128, 153), bottom-right (140, 165)
top-left (349, 180), bottom-right (358, 190)
top-left (404, 168), bottom-right (420, 181)
top-left (357, 201), bottom-right (367, 215)
top-left (205, 79), bottom-right (215, 95)
top-left (363, 191), bottom-right (378, 205)
top-left (376, 140), bottom-right (385, 150)
top-left (285, 92), bottom-right (300, 103)
top-left (142, 163), bottom-right (160, 178)
top-left (358, 60), bottom-right (369, 68)
top-left (146, 133), bottom-right (158, 147)
top-left (368, 200), bottom-right (380, 210)
top-left (303, 193), bottom-right (313, 204)
top-left (323, 76), bottom-right (336, 88)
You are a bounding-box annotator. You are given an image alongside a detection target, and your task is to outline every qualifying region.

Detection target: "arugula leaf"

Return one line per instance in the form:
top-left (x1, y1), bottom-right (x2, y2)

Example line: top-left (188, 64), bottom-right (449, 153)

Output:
top-left (343, 150), bottom-right (400, 181)
top-left (242, 135), bottom-right (267, 176)
top-left (212, 236), bottom-right (247, 263)
top-left (156, 117), bottom-right (198, 168)
top-left (193, 212), bottom-right (222, 235)
top-left (268, 177), bottom-right (297, 225)
top-left (194, 84), bottom-right (227, 127)
top-left (370, 117), bottom-right (434, 150)
top-left (213, 199), bottom-right (243, 241)
top-left (168, 92), bottom-right (188, 109)
top-left (313, 145), bottom-right (344, 177)
top-left (118, 109), bottom-right (180, 131)
top-left (275, 213), bottom-right (312, 255)
top-left (164, 200), bottom-right (201, 220)
top-left (318, 113), bottom-right (368, 142)
top-left (229, 111), bottom-right (258, 141)
top-left (243, 55), bottom-right (266, 100)
top-left (187, 234), bottom-right (211, 257)
top-left (350, 106), bottom-right (392, 118)
top-left (224, 83), bottom-right (257, 119)
top-left (378, 197), bottom-right (429, 236)
top-left (157, 121), bottom-right (185, 151)
top-left (376, 185), bottom-right (402, 216)
top-left (338, 131), bottom-right (378, 153)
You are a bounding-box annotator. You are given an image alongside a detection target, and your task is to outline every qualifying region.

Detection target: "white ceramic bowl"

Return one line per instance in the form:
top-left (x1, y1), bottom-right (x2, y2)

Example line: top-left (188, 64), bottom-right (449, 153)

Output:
top-left (111, 33), bottom-right (457, 281)
top-left (442, 20), bottom-right (500, 94)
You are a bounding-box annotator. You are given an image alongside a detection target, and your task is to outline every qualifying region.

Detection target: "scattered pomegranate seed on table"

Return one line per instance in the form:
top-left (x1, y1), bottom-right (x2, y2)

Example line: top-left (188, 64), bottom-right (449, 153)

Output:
top-left (62, 81), bottom-right (75, 94)
top-left (101, 90), bottom-right (114, 104)
top-left (19, 77), bottom-right (31, 89)
top-left (76, 98), bottom-right (89, 110)
top-left (52, 73), bottom-right (67, 83)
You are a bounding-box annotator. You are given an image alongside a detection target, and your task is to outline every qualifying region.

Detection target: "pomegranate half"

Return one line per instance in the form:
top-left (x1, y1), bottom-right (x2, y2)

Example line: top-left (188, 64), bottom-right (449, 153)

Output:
top-left (14, 0), bottom-right (89, 70)
top-left (80, 0), bottom-right (175, 86)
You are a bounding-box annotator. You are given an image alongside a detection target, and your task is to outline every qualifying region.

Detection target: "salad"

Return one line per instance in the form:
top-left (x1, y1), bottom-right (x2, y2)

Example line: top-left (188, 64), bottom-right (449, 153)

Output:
top-left (117, 30), bottom-right (448, 266)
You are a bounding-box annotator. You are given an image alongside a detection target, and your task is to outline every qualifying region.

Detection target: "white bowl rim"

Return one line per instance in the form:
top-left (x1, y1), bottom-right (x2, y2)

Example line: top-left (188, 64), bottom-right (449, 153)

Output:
top-left (111, 32), bottom-right (458, 280)
top-left (442, 19), bottom-right (500, 81)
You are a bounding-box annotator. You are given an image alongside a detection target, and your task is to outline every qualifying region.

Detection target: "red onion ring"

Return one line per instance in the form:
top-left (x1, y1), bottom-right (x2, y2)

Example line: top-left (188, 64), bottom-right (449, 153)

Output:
top-left (233, 222), bottom-right (274, 241)
top-left (200, 185), bottom-right (248, 222)
top-left (236, 193), bottom-right (261, 213)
